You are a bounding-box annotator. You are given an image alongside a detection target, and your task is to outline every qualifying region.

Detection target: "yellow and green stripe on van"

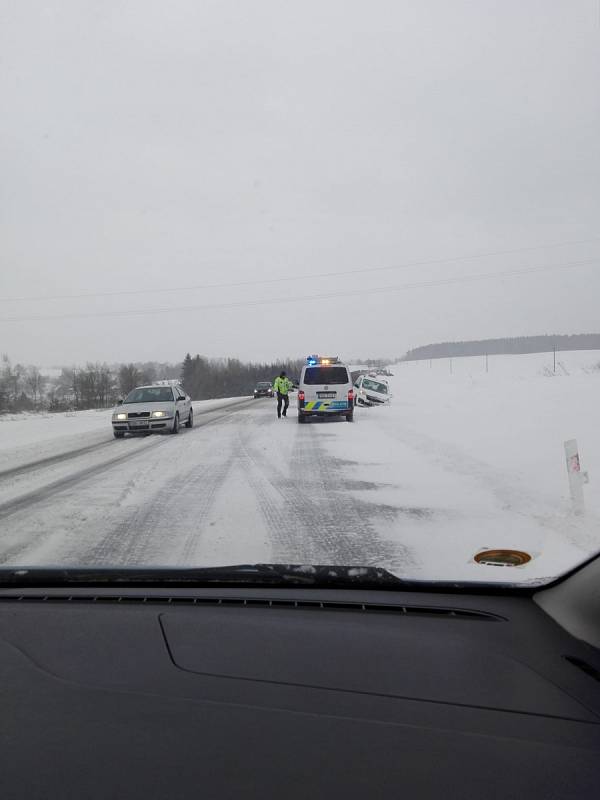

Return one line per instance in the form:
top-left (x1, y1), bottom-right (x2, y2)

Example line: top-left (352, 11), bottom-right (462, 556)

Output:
top-left (303, 400), bottom-right (349, 411)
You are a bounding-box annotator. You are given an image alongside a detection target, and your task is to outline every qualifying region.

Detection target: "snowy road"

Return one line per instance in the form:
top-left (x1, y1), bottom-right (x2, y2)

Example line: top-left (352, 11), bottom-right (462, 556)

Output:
top-left (0, 397), bottom-right (408, 573)
top-left (1, 353), bottom-right (599, 585)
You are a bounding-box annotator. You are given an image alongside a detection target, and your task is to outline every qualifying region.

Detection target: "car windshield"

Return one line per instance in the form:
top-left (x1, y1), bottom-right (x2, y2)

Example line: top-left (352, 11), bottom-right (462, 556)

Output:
top-left (303, 367), bottom-right (349, 385)
top-left (1, 3), bottom-right (599, 592)
top-left (124, 387), bottom-right (173, 403)
top-left (362, 379), bottom-right (388, 393)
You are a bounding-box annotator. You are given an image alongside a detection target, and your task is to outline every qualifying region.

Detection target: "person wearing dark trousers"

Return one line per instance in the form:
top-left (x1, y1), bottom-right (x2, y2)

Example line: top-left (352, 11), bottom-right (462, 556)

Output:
top-left (272, 371), bottom-right (292, 418)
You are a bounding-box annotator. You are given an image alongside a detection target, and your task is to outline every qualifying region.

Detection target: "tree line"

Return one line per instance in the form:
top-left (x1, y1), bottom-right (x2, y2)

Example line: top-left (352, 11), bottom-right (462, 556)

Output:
top-left (401, 333), bottom-right (600, 362)
top-left (180, 354), bottom-right (305, 400)
top-left (0, 353), bottom-right (305, 413)
top-left (0, 356), bottom-right (179, 413)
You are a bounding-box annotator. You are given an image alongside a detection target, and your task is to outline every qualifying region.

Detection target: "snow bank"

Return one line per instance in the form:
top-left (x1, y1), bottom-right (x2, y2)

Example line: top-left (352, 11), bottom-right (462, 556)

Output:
top-left (323, 350), bottom-right (600, 584)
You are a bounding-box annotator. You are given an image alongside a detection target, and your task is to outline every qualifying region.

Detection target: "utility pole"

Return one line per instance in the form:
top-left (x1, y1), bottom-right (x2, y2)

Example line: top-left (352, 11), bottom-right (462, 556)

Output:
top-left (553, 344), bottom-right (556, 374)
top-left (485, 353), bottom-right (488, 373)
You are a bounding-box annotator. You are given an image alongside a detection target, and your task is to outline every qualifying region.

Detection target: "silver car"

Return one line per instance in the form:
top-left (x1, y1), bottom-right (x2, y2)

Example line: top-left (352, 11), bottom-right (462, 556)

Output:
top-left (112, 384), bottom-right (193, 438)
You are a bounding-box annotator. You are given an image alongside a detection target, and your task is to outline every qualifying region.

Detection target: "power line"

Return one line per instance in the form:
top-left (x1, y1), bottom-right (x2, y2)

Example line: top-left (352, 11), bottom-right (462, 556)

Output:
top-left (2, 235), bottom-right (600, 303)
top-left (0, 259), bottom-right (596, 324)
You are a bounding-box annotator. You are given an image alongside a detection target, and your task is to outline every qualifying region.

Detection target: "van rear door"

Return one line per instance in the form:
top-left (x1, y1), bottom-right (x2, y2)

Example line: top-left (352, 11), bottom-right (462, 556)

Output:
top-left (302, 365), bottom-right (351, 411)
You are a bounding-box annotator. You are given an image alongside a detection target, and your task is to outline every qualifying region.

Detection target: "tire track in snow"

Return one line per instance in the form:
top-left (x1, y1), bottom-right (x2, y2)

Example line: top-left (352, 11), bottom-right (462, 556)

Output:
top-left (0, 436), bottom-right (170, 522)
top-left (82, 461), bottom-right (236, 567)
top-left (235, 418), bottom-right (412, 571)
top-left (225, 413), bottom-right (317, 561)
top-left (0, 404), bottom-right (257, 566)
top-left (291, 424), bottom-right (414, 571)
top-left (0, 438), bottom-right (115, 481)
top-left (76, 422), bottom-right (241, 567)
top-left (0, 397), bottom-right (255, 490)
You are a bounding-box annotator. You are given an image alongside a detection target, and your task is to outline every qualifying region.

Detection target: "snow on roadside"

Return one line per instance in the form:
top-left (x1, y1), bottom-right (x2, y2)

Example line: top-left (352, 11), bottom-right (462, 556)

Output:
top-left (391, 351), bottom-right (600, 517)
top-left (324, 351), bottom-right (600, 584)
top-left (0, 409), bottom-right (112, 453)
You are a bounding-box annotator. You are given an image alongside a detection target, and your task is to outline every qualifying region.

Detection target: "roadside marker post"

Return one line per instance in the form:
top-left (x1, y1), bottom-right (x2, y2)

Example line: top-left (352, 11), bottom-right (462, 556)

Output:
top-left (564, 439), bottom-right (589, 514)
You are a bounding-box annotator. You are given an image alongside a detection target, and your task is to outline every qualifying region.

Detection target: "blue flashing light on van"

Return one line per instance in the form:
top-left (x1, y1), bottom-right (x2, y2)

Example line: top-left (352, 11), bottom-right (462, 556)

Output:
top-left (306, 355), bottom-right (339, 366)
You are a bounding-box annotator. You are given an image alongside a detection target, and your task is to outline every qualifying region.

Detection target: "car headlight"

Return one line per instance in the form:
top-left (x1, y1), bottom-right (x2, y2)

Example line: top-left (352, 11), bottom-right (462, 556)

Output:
top-left (151, 410), bottom-right (166, 418)
top-left (114, 412), bottom-right (127, 420)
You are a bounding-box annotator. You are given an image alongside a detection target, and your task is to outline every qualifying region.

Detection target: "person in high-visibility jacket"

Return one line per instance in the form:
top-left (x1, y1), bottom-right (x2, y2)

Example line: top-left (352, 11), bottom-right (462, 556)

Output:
top-left (273, 371), bottom-right (293, 419)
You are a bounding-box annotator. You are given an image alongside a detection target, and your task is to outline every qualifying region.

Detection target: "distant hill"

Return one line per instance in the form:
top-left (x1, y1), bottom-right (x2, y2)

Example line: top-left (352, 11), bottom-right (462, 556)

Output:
top-left (402, 334), bottom-right (600, 362)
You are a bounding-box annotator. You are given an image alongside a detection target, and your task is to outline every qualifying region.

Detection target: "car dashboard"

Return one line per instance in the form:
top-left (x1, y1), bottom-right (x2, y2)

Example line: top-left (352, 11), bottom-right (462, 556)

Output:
top-left (0, 581), bottom-right (599, 798)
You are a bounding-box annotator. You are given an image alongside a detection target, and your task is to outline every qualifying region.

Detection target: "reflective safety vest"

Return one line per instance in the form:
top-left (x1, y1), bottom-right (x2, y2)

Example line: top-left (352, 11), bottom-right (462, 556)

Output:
top-left (273, 376), bottom-right (292, 395)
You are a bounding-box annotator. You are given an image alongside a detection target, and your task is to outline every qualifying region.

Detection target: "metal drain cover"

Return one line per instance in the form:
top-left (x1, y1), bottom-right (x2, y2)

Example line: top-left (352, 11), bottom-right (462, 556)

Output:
top-left (474, 549), bottom-right (532, 567)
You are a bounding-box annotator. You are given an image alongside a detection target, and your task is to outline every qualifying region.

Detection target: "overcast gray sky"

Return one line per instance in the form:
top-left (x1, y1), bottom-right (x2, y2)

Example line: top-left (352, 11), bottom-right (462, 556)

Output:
top-left (1, 0), bottom-right (599, 366)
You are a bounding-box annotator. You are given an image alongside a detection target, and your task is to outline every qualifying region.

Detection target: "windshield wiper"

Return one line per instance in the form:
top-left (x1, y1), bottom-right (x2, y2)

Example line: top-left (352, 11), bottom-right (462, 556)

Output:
top-left (0, 564), bottom-right (405, 589)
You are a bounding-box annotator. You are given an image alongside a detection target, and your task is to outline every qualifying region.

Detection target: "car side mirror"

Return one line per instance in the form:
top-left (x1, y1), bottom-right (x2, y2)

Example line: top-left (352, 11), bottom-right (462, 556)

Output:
top-left (117, 399), bottom-right (123, 405)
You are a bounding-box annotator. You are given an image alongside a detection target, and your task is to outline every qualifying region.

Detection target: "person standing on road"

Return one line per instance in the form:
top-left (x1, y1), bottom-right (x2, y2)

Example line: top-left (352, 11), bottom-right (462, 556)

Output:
top-left (273, 371), bottom-right (293, 419)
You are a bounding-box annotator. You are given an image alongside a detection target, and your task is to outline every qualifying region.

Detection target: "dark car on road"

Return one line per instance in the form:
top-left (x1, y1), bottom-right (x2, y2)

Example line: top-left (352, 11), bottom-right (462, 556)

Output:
top-left (253, 381), bottom-right (274, 398)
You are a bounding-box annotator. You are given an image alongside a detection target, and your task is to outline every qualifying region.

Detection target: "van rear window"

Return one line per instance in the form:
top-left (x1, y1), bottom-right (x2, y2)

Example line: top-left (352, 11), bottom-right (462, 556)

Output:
top-left (303, 367), bottom-right (349, 385)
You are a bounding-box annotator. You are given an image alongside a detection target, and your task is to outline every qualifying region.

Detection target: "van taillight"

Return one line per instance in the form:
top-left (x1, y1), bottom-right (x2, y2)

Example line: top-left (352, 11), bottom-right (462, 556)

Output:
top-left (298, 390), bottom-right (305, 401)
top-left (348, 389), bottom-right (354, 402)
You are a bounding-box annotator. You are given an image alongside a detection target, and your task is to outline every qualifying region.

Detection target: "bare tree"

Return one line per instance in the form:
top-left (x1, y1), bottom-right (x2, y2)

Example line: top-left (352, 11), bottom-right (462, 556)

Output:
top-left (1, 356), bottom-right (23, 402)
top-left (0, 356), bottom-right (26, 409)
top-left (25, 366), bottom-right (45, 406)
top-left (118, 364), bottom-right (142, 397)
top-left (71, 363), bottom-right (116, 408)
top-left (139, 364), bottom-right (156, 385)
top-left (96, 364), bottom-right (114, 407)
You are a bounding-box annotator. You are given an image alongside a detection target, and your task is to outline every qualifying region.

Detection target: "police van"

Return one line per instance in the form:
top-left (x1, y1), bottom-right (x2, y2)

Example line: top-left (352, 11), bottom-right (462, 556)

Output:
top-left (297, 355), bottom-right (354, 423)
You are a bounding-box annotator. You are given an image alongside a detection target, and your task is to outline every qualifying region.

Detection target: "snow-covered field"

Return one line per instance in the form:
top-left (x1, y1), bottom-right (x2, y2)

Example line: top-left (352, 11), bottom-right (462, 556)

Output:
top-left (0, 353), bottom-right (599, 586)
top-left (344, 350), bottom-right (600, 584)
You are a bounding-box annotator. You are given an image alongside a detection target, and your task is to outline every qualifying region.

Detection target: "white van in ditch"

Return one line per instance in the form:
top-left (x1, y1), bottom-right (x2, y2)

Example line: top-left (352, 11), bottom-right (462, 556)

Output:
top-left (354, 374), bottom-right (391, 406)
top-left (297, 356), bottom-right (354, 423)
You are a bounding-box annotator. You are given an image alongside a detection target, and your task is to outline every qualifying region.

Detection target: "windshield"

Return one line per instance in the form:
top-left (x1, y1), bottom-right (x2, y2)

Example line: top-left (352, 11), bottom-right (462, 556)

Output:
top-left (1, 3), bottom-right (599, 591)
top-left (124, 387), bottom-right (174, 403)
top-left (362, 379), bottom-right (388, 394)
top-left (303, 367), bottom-right (350, 385)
